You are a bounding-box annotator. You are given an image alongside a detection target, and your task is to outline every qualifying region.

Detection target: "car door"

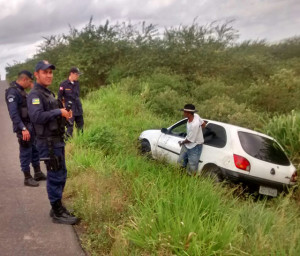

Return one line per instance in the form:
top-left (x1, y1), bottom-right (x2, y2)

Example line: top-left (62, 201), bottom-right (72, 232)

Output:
top-left (156, 119), bottom-right (187, 163)
top-left (198, 122), bottom-right (229, 171)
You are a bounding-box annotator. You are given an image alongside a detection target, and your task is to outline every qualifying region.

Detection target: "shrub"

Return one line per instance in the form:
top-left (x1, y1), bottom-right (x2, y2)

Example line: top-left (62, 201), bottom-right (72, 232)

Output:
top-left (199, 95), bottom-right (263, 129)
top-left (193, 78), bottom-right (229, 101)
top-left (246, 69), bottom-right (300, 113)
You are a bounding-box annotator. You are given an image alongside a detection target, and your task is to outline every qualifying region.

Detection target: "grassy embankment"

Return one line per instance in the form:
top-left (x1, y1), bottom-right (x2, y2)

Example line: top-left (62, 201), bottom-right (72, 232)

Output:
top-left (5, 19), bottom-right (300, 255)
top-left (64, 84), bottom-right (300, 256)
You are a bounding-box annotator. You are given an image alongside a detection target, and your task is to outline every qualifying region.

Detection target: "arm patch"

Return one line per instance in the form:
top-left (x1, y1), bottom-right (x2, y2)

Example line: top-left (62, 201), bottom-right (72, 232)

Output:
top-left (32, 98), bottom-right (40, 104)
top-left (7, 94), bottom-right (15, 103)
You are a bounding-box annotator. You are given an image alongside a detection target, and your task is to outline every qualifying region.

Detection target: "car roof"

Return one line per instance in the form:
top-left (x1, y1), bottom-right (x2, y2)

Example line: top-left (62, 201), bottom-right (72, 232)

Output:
top-left (170, 118), bottom-right (274, 141)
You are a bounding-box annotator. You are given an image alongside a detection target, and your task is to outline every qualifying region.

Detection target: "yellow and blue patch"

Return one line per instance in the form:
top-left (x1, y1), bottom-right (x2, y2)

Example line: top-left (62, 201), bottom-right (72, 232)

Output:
top-left (32, 98), bottom-right (40, 105)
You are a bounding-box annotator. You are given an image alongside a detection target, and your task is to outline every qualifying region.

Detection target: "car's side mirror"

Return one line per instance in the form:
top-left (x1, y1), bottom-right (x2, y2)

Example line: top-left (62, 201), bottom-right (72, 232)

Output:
top-left (161, 128), bottom-right (168, 134)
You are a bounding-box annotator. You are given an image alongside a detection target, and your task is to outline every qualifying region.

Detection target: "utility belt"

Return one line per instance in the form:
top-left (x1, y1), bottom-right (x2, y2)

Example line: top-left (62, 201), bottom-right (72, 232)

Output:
top-left (37, 136), bottom-right (64, 144)
top-left (39, 137), bottom-right (64, 171)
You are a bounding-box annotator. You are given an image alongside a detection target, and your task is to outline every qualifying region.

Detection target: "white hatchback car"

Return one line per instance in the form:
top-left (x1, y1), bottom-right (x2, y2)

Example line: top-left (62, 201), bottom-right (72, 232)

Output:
top-left (139, 118), bottom-right (297, 197)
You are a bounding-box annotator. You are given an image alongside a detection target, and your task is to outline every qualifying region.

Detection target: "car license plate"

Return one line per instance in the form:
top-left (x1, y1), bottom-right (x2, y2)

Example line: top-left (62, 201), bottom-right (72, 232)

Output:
top-left (259, 186), bottom-right (278, 197)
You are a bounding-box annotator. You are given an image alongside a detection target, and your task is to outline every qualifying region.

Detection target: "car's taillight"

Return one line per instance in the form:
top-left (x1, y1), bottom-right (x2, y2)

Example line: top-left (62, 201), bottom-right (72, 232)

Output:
top-left (290, 171), bottom-right (298, 182)
top-left (234, 154), bottom-right (251, 172)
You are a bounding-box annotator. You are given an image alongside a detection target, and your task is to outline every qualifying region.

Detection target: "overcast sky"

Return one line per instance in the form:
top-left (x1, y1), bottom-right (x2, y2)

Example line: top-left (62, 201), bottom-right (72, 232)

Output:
top-left (0, 0), bottom-right (299, 79)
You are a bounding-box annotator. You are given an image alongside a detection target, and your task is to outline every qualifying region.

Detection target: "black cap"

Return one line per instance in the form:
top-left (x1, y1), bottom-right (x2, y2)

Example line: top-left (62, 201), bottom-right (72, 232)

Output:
top-left (69, 67), bottom-right (82, 75)
top-left (18, 70), bottom-right (34, 80)
top-left (35, 60), bottom-right (55, 72)
top-left (180, 104), bottom-right (198, 112)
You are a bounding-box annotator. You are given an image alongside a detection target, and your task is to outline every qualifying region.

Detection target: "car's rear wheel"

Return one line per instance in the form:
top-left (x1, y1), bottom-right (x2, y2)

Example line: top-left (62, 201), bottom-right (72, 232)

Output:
top-left (202, 165), bottom-right (223, 183)
top-left (140, 139), bottom-right (151, 156)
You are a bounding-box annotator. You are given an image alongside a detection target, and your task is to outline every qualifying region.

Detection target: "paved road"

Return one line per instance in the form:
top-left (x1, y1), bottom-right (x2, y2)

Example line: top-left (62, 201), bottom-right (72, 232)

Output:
top-left (0, 80), bottom-right (85, 256)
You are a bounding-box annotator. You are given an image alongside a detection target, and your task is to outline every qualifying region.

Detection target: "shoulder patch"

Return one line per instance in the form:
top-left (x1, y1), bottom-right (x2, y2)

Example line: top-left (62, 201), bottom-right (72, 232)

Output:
top-left (59, 86), bottom-right (64, 90)
top-left (7, 94), bottom-right (15, 103)
top-left (32, 98), bottom-right (40, 105)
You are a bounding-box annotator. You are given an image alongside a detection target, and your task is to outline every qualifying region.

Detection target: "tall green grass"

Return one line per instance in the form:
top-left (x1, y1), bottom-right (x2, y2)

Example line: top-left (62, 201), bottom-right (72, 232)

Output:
top-left (262, 110), bottom-right (300, 162)
top-left (65, 83), bottom-right (300, 255)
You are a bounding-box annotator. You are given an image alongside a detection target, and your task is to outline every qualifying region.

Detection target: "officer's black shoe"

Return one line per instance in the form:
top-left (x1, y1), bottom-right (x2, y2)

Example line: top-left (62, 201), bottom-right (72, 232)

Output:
top-left (51, 200), bottom-right (78, 225)
top-left (33, 166), bottom-right (47, 181)
top-left (24, 177), bottom-right (39, 187)
top-left (49, 206), bottom-right (75, 217)
top-left (34, 171), bottom-right (47, 181)
top-left (52, 211), bottom-right (78, 225)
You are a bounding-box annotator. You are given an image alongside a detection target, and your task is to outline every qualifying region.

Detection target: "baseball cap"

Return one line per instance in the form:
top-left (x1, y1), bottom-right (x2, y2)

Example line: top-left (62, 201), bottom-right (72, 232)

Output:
top-left (18, 70), bottom-right (34, 80)
top-left (69, 67), bottom-right (82, 75)
top-left (35, 60), bottom-right (55, 72)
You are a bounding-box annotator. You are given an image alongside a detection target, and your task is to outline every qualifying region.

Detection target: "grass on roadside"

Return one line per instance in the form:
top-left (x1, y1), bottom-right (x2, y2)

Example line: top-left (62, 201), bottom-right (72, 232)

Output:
top-left (64, 83), bottom-right (300, 255)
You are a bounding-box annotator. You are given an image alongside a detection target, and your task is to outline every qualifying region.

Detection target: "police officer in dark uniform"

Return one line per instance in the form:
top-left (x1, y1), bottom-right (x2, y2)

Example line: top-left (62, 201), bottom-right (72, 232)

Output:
top-left (5, 70), bottom-right (46, 187)
top-left (58, 67), bottom-right (84, 138)
top-left (27, 60), bottom-right (78, 225)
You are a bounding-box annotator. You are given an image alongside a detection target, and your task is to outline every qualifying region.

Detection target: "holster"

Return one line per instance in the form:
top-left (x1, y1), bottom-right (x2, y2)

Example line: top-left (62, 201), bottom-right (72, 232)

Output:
top-left (40, 138), bottom-right (62, 171)
top-left (42, 156), bottom-right (62, 171)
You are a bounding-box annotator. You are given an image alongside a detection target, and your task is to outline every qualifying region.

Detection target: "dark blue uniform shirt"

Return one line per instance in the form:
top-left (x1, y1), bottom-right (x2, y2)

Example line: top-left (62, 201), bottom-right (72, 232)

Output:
top-left (6, 82), bottom-right (27, 132)
top-left (27, 83), bottom-right (61, 125)
top-left (58, 79), bottom-right (83, 116)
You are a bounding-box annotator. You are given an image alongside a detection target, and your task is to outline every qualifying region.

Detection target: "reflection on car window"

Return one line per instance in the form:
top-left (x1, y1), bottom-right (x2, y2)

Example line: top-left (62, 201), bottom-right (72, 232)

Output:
top-left (238, 131), bottom-right (290, 166)
top-left (169, 119), bottom-right (187, 137)
top-left (204, 123), bottom-right (227, 148)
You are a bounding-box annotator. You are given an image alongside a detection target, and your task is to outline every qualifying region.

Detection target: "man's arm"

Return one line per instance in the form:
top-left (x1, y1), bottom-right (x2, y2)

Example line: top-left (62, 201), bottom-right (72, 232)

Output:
top-left (6, 89), bottom-right (25, 131)
top-left (27, 92), bottom-right (61, 124)
top-left (27, 91), bottom-right (72, 124)
top-left (57, 82), bottom-right (65, 102)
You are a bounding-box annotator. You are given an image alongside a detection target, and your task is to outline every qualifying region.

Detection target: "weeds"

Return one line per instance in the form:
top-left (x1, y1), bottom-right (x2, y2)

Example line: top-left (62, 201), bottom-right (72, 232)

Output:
top-left (64, 84), bottom-right (300, 255)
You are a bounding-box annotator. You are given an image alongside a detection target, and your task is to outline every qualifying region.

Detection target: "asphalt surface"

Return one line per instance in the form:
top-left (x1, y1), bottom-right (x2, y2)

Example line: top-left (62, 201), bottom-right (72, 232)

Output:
top-left (0, 80), bottom-right (85, 256)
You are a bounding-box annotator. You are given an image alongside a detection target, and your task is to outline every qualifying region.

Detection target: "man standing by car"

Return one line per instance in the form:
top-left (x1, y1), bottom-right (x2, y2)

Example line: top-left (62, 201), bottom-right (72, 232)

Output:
top-left (178, 104), bottom-right (206, 175)
top-left (28, 60), bottom-right (78, 225)
top-left (5, 70), bottom-right (46, 187)
top-left (58, 67), bottom-right (84, 138)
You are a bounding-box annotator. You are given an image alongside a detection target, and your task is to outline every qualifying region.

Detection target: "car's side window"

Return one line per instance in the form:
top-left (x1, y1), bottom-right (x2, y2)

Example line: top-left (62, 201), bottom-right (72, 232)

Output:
top-left (169, 119), bottom-right (187, 137)
top-left (204, 123), bottom-right (227, 148)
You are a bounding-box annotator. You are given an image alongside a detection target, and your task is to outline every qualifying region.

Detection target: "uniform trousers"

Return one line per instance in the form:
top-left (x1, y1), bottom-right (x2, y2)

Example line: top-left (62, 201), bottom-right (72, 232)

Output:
top-left (17, 133), bottom-right (40, 172)
top-left (66, 115), bottom-right (84, 136)
top-left (38, 145), bottom-right (67, 203)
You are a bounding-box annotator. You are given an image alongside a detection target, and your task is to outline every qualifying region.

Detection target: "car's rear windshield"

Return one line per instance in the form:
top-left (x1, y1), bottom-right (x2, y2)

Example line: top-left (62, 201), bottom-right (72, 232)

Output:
top-left (238, 131), bottom-right (290, 166)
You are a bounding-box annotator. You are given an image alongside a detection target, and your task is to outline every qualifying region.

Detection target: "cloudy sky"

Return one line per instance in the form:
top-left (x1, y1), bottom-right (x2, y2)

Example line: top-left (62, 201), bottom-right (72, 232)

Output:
top-left (0, 0), bottom-right (299, 79)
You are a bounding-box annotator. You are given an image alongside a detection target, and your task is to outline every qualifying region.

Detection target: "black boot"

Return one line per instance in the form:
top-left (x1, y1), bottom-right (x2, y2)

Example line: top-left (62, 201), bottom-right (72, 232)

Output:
top-left (49, 205), bottom-right (74, 217)
top-left (33, 165), bottom-right (47, 181)
top-left (50, 200), bottom-right (78, 225)
top-left (24, 171), bottom-right (39, 187)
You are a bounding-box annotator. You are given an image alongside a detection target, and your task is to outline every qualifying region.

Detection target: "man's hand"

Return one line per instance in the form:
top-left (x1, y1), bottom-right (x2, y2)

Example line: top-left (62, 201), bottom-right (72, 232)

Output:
top-left (60, 108), bottom-right (72, 119)
top-left (179, 139), bottom-right (190, 146)
top-left (22, 129), bottom-right (31, 141)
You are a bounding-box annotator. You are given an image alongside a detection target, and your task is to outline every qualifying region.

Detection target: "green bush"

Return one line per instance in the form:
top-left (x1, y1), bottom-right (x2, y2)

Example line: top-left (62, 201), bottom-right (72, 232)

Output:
top-left (193, 78), bottom-right (229, 101)
top-left (246, 69), bottom-right (300, 113)
top-left (147, 89), bottom-right (183, 118)
top-left (199, 95), bottom-right (264, 129)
